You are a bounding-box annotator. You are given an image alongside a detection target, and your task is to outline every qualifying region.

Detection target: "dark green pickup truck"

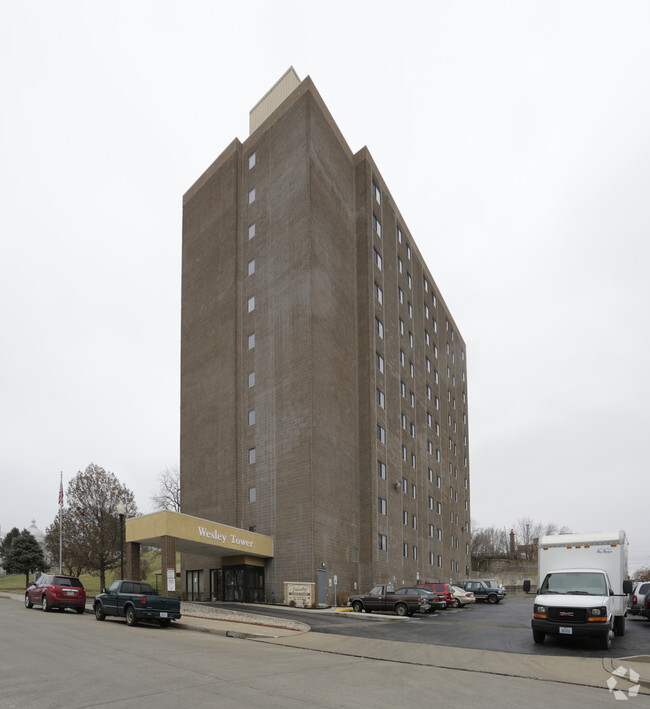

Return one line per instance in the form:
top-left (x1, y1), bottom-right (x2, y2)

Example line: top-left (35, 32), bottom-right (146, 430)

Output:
top-left (93, 580), bottom-right (181, 627)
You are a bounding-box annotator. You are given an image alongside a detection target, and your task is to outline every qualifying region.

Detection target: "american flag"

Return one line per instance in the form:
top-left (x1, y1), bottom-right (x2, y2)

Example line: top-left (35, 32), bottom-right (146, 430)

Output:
top-left (58, 475), bottom-right (63, 507)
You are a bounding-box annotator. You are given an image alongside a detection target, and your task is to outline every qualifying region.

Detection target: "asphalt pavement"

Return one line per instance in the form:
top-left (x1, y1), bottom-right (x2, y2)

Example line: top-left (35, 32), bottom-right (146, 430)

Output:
top-left (5, 592), bottom-right (649, 698)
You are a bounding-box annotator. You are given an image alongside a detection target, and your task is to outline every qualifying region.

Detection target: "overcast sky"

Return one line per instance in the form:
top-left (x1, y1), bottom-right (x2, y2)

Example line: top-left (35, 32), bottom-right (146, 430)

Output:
top-left (1, 1), bottom-right (648, 573)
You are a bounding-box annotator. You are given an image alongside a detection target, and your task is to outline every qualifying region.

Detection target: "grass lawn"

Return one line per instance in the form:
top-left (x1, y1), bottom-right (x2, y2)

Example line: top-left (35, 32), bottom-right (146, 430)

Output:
top-left (0, 550), bottom-right (176, 597)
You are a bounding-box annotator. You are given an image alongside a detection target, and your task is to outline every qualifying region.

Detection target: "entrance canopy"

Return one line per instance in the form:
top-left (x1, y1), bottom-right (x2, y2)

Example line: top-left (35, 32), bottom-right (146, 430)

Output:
top-left (125, 510), bottom-right (274, 559)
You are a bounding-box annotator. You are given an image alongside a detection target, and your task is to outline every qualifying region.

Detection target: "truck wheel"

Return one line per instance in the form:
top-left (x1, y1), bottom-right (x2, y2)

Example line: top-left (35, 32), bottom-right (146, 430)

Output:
top-left (24, 594), bottom-right (33, 609)
top-left (599, 628), bottom-right (613, 650)
top-left (487, 594), bottom-right (498, 604)
top-left (614, 615), bottom-right (625, 636)
top-left (94, 604), bottom-right (106, 621)
top-left (125, 606), bottom-right (139, 626)
top-left (532, 630), bottom-right (545, 644)
top-left (395, 603), bottom-right (409, 617)
top-left (352, 601), bottom-right (363, 613)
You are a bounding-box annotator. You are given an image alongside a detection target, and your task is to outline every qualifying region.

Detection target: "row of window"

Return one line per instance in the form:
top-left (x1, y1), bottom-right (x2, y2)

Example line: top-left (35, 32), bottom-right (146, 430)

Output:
top-left (376, 534), bottom-right (466, 570)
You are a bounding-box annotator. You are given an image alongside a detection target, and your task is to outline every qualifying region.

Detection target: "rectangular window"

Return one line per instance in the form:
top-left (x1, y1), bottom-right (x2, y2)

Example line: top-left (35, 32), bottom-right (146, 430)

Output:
top-left (248, 371), bottom-right (255, 388)
top-left (248, 448), bottom-right (256, 464)
top-left (377, 424), bottom-right (386, 444)
top-left (248, 152), bottom-right (256, 169)
top-left (376, 352), bottom-right (384, 373)
top-left (378, 534), bottom-right (387, 551)
top-left (402, 477), bottom-right (408, 493)
top-left (408, 332), bottom-right (413, 348)
top-left (437, 475), bottom-right (442, 488)
top-left (406, 244), bottom-right (411, 260)
top-left (397, 256), bottom-right (403, 273)
top-left (248, 409), bottom-right (255, 426)
top-left (248, 223), bottom-right (256, 239)
top-left (425, 331), bottom-right (430, 346)
top-left (247, 296), bottom-right (255, 313)
top-left (376, 387), bottom-right (385, 409)
top-left (248, 259), bottom-right (255, 276)
top-left (409, 362), bottom-right (414, 378)
top-left (411, 453), bottom-right (416, 469)
top-left (437, 502), bottom-right (442, 515)
top-left (375, 317), bottom-right (384, 339)
top-left (407, 273), bottom-right (412, 290)
top-left (436, 449), bottom-right (441, 462)
top-left (437, 555), bottom-right (442, 567)
top-left (248, 187), bottom-right (256, 204)
top-left (410, 392), bottom-right (415, 408)
top-left (401, 414), bottom-right (407, 430)
top-left (413, 546), bottom-right (417, 561)
top-left (412, 483), bottom-right (417, 499)
top-left (248, 486), bottom-right (256, 502)
top-left (397, 226), bottom-right (402, 243)
top-left (398, 287), bottom-right (404, 304)
top-left (399, 318), bottom-right (404, 335)
top-left (429, 523), bottom-right (434, 537)
top-left (248, 333), bottom-right (255, 350)
top-left (401, 444), bottom-right (407, 461)
top-left (377, 460), bottom-right (386, 479)
top-left (410, 422), bottom-right (415, 438)
top-left (427, 412), bottom-right (432, 427)
top-left (408, 302), bottom-right (413, 319)
top-left (374, 248), bottom-right (382, 270)
top-left (400, 350), bottom-right (405, 366)
top-left (428, 467), bottom-right (433, 483)
top-left (428, 495), bottom-right (434, 510)
top-left (402, 510), bottom-right (408, 525)
top-left (374, 281), bottom-right (383, 305)
top-left (372, 181), bottom-right (381, 204)
top-left (378, 497), bottom-right (387, 515)
top-left (373, 214), bottom-right (382, 237)
top-left (403, 542), bottom-right (409, 558)
top-left (412, 514), bottom-right (417, 530)
top-left (401, 381), bottom-right (406, 397)
top-left (429, 552), bottom-right (435, 565)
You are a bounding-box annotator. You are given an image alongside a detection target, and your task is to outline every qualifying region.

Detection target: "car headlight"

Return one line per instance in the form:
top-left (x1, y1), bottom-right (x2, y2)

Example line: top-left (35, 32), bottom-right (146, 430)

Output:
top-left (535, 605), bottom-right (545, 614)
top-left (589, 607), bottom-right (605, 616)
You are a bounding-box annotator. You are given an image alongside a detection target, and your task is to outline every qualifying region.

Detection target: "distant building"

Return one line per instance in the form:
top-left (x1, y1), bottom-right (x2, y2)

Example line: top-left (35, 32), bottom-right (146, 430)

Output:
top-left (178, 69), bottom-right (471, 603)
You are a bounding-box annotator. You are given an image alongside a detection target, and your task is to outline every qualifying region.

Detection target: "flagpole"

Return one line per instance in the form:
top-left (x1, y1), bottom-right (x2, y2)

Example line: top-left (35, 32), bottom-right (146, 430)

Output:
top-left (59, 472), bottom-right (63, 574)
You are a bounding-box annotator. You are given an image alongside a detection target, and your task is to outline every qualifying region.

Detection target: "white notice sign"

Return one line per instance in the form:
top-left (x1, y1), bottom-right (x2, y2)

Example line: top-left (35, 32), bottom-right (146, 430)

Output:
top-left (167, 567), bottom-right (175, 592)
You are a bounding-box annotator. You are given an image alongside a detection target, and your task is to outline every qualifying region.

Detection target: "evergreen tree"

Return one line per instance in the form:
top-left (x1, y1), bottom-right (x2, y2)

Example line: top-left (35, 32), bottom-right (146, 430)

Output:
top-left (4, 530), bottom-right (47, 587)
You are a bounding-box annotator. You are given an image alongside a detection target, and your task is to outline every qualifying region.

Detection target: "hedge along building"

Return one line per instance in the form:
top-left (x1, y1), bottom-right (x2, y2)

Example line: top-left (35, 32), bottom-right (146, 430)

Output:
top-left (177, 68), bottom-right (471, 604)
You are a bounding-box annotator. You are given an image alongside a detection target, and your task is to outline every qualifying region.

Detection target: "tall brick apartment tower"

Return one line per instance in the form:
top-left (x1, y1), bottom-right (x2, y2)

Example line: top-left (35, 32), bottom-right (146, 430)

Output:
top-left (180, 69), bottom-right (471, 603)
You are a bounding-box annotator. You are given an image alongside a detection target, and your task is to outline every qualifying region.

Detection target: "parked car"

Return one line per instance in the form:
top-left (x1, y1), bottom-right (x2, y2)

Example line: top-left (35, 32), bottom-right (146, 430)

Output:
top-left (394, 587), bottom-right (446, 612)
top-left (463, 580), bottom-right (505, 604)
top-left (416, 582), bottom-right (455, 607)
top-left (25, 574), bottom-right (86, 613)
top-left (482, 579), bottom-right (507, 596)
top-left (628, 581), bottom-right (650, 616)
top-left (349, 584), bottom-right (429, 616)
top-left (450, 585), bottom-right (476, 607)
top-left (94, 580), bottom-right (181, 627)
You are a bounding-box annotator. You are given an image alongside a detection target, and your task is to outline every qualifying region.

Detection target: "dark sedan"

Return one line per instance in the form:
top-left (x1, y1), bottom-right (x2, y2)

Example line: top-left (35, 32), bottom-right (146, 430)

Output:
top-left (394, 587), bottom-right (447, 612)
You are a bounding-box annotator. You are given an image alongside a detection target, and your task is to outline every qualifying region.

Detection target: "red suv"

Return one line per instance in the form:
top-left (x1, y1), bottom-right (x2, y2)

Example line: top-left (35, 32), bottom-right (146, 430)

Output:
top-left (416, 582), bottom-right (454, 607)
top-left (25, 574), bottom-right (86, 613)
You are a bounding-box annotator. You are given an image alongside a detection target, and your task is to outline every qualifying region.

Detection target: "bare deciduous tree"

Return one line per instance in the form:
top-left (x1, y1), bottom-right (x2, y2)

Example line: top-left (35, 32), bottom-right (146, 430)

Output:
top-left (150, 464), bottom-right (181, 513)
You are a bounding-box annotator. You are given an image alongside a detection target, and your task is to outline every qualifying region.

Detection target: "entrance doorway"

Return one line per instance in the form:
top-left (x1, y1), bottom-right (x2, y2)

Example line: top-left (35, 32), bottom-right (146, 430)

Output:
top-left (210, 565), bottom-right (264, 602)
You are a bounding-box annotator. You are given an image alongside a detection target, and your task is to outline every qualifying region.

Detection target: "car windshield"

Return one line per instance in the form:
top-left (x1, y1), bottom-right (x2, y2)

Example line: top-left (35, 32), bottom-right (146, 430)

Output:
top-left (540, 572), bottom-right (608, 595)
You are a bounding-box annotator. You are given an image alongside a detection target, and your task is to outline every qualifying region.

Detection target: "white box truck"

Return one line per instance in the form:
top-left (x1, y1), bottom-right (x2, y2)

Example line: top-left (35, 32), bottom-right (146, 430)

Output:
top-left (531, 530), bottom-right (632, 650)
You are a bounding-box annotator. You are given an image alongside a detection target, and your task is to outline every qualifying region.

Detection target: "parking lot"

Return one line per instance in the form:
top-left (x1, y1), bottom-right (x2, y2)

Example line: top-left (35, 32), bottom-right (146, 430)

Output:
top-left (218, 594), bottom-right (650, 658)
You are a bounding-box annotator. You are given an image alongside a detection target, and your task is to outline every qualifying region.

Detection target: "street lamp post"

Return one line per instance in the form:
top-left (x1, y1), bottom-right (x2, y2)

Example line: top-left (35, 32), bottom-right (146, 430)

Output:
top-left (116, 501), bottom-right (126, 579)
